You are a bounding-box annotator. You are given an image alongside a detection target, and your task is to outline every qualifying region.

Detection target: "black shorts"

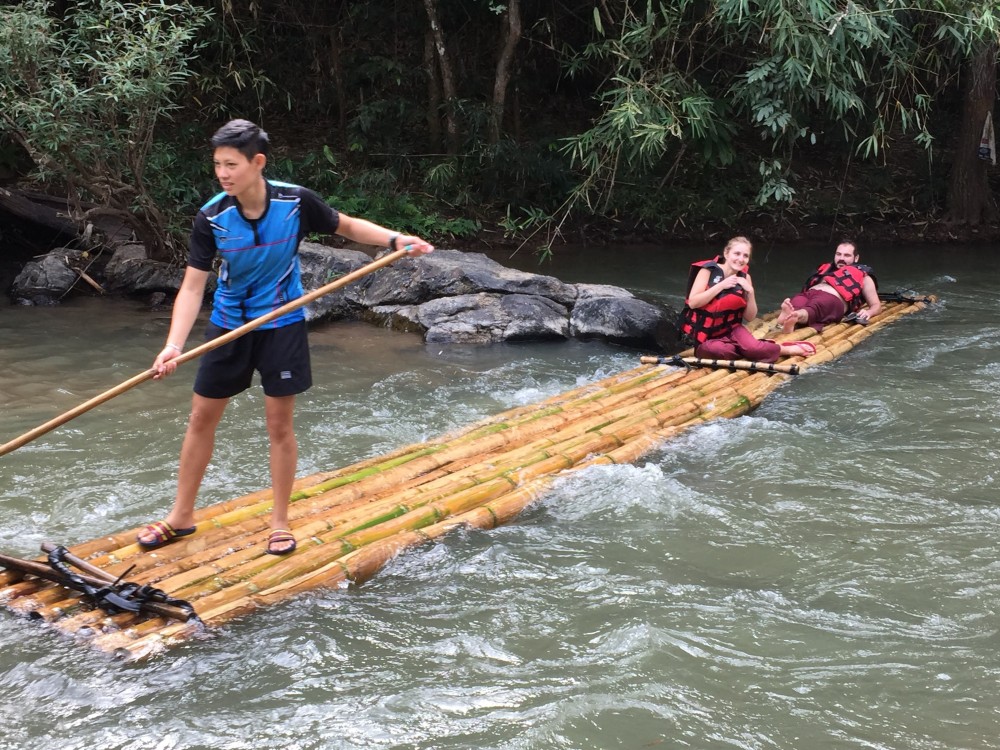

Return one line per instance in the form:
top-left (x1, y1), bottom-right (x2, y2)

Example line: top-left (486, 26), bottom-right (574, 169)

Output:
top-left (193, 320), bottom-right (312, 399)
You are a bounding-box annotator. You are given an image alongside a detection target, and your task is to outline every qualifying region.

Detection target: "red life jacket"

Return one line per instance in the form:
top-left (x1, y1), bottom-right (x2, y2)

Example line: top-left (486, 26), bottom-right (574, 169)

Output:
top-left (803, 262), bottom-right (877, 313)
top-left (679, 257), bottom-right (747, 344)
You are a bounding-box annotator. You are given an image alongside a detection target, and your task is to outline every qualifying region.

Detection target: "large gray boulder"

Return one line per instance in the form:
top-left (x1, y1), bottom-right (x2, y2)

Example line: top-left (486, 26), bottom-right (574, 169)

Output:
top-left (11, 248), bottom-right (86, 304)
top-left (570, 283), bottom-right (678, 350)
top-left (372, 292), bottom-right (570, 344)
top-left (355, 248), bottom-right (577, 307)
top-left (103, 244), bottom-right (185, 294)
top-left (298, 243), bottom-right (372, 322)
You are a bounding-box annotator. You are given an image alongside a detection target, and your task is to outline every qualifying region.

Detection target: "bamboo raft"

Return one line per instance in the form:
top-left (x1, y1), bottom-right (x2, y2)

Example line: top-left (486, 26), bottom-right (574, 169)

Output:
top-left (0, 295), bottom-right (934, 660)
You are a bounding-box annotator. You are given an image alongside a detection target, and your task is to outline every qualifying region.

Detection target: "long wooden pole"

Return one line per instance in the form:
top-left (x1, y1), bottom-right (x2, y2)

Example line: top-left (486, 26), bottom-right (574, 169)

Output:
top-left (0, 247), bottom-right (411, 458)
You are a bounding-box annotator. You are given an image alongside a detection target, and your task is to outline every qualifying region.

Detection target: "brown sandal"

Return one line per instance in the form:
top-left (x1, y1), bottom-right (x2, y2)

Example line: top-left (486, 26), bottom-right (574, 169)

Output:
top-left (266, 529), bottom-right (297, 556)
top-left (137, 521), bottom-right (196, 550)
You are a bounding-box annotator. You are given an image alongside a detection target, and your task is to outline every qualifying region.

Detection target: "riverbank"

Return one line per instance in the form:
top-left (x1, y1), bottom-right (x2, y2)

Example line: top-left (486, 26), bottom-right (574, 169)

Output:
top-left (462, 213), bottom-right (1000, 255)
top-left (2, 208), bottom-right (995, 310)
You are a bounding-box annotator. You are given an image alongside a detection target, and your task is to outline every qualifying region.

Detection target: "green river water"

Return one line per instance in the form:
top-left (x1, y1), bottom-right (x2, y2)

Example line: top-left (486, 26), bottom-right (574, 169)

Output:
top-left (0, 241), bottom-right (996, 749)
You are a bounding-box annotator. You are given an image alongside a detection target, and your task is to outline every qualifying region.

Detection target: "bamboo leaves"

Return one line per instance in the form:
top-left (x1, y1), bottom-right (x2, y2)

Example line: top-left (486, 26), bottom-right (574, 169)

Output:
top-left (557, 0), bottom-right (999, 222)
top-left (0, 0), bottom-right (212, 260)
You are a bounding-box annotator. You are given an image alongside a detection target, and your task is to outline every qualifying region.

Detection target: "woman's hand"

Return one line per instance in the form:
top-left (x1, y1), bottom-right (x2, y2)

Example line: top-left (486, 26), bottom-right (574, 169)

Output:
top-left (721, 275), bottom-right (750, 293)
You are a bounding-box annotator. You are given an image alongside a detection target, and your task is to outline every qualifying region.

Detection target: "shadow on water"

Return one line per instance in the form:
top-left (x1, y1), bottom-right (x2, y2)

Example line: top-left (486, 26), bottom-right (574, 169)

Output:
top-left (0, 242), bottom-right (998, 749)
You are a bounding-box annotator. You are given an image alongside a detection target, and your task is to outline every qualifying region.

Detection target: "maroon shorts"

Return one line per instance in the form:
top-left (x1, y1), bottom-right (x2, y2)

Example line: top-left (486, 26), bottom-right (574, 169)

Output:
top-left (788, 289), bottom-right (847, 331)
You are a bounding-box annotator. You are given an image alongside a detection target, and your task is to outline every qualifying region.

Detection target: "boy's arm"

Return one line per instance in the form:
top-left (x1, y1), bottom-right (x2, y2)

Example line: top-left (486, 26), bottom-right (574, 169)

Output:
top-left (152, 267), bottom-right (211, 379)
top-left (336, 213), bottom-right (434, 256)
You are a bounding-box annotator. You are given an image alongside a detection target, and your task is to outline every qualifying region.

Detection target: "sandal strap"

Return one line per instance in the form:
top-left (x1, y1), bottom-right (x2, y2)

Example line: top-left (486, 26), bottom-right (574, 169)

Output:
top-left (143, 521), bottom-right (175, 543)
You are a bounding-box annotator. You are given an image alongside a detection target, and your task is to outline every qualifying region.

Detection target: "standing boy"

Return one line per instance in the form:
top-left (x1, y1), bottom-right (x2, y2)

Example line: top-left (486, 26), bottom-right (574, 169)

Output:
top-left (138, 119), bottom-right (433, 555)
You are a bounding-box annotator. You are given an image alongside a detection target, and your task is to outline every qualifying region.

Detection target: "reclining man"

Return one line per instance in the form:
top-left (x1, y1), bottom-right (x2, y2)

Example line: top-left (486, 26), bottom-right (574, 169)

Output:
top-left (777, 240), bottom-right (881, 334)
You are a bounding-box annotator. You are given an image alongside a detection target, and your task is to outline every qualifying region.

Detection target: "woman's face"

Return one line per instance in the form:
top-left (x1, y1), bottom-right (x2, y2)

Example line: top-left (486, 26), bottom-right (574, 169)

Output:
top-left (724, 242), bottom-right (751, 271)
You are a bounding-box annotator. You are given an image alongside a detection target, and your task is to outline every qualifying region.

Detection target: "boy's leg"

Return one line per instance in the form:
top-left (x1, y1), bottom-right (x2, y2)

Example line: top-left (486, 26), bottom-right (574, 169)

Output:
top-left (264, 394), bottom-right (297, 546)
top-left (256, 321), bottom-right (309, 553)
top-left (139, 394), bottom-right (228, 544)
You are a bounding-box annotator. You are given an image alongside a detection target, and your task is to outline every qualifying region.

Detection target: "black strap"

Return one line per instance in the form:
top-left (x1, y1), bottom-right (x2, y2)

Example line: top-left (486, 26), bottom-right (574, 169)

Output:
top-left (46, 545), bottom-right (201, 622)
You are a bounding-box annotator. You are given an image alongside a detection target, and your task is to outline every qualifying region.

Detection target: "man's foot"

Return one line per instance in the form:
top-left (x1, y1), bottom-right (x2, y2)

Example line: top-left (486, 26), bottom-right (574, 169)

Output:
top-left (137, 520), bottom-right (196, 550)
top-left (266, 529), bottom-right (297, 556)
top-left (778, 298), bottom-right (800, 334)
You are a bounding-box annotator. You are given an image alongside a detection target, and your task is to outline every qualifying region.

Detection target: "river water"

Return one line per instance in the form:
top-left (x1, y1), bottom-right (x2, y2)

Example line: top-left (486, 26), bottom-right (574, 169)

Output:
top-left (0, 241), bottom-right (996, 749)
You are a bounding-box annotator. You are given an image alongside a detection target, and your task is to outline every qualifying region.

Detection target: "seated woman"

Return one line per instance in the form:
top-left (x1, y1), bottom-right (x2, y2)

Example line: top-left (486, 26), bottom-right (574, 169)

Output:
top-left (679, 236), bottom-right (816, 362)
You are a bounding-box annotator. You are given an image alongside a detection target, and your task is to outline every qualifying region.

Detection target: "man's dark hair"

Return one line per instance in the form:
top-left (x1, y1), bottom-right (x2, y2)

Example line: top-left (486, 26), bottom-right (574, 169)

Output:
top-left (838, 238), bottom-right (858, 254)
top-left (211, 119), bottom-right (269, 160)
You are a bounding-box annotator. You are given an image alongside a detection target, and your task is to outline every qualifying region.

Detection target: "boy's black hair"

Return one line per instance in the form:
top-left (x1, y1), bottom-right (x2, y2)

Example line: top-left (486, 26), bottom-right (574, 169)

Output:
top-left (211, 119), bottom-right (269, 160)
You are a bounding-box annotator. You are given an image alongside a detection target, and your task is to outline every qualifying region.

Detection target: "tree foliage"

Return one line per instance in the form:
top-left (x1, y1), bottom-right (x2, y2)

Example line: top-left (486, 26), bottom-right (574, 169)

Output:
top-left (1, 0), bottom-right (998, 257)
top-left (559, 0), bottom-right (1000, 227)
top-left (0, 0), bottom-right (211, 258)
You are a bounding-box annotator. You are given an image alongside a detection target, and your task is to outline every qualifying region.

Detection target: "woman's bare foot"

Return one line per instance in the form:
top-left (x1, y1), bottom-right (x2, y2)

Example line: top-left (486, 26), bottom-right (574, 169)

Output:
top-left (779, 340), bottom-right (817, 357)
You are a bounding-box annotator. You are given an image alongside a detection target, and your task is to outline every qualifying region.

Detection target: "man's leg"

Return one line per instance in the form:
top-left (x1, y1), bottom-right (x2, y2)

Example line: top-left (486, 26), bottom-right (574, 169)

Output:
top-left (778, 298), bottom-right (809, 333)
top-left (264, 394), bottom-right (297, 551)
top-left (139, 394), bottom-right (229, 544)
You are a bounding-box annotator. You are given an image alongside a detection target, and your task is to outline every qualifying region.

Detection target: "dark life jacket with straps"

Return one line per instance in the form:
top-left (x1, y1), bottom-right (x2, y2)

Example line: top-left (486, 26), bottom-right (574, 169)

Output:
top-left (803, 262), bottom-right (877, 313)
top-left (678, 257), bottom-right (748, 344)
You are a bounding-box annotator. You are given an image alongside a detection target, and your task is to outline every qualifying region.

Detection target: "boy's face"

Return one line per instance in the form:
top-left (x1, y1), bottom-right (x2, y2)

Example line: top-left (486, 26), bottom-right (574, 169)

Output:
top-left (213, 146), bottom-right (265, 198)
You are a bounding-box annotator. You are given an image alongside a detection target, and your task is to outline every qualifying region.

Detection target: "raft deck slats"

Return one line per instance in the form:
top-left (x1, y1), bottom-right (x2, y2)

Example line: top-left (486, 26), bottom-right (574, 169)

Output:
top-left (0, 297), bottom-right (934, 659)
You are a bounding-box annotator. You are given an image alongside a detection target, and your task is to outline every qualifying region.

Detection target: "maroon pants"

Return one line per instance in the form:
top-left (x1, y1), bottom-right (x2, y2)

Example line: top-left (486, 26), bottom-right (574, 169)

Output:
top-left (788, 288), bottom-right (847, 331)
top-left (695, 324), bottom-right (781, 363)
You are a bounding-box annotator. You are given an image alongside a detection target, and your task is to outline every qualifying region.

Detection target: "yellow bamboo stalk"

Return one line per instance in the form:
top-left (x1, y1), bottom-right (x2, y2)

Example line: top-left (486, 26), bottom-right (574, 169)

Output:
top-left (54, 362), bottom-right (792, 603)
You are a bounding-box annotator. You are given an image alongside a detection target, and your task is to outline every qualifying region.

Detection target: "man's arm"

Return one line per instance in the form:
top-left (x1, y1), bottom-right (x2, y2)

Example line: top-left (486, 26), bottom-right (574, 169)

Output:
top-left (859, 276), bottom-right (881, 321)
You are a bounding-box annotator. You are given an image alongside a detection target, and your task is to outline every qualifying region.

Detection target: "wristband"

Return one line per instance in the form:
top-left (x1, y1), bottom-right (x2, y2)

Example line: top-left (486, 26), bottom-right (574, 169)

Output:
top-left (388, 234), bottom-right (399, 251)
top-left (166, 343), bottom-right (183, 353)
